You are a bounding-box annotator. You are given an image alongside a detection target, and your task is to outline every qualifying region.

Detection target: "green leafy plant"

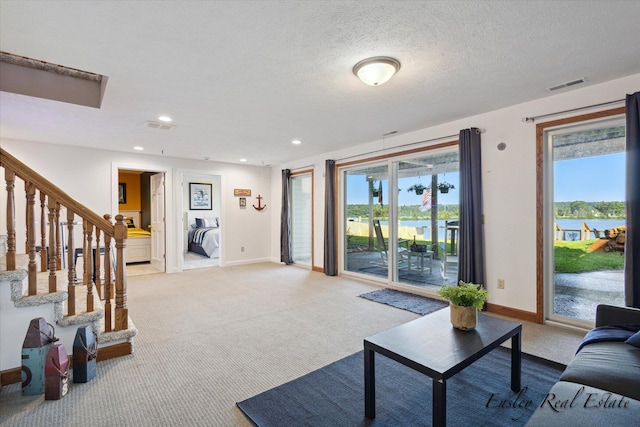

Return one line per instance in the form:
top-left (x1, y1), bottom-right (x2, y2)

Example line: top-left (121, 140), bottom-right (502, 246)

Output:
top-left (437, 281), bottom-right (488, 310)
top-left (437, 182), bottom-right (455, 193)
top-left (407, 183), bottom-right (426, 194)
top-left (370, 181), bottom-right (380, 197)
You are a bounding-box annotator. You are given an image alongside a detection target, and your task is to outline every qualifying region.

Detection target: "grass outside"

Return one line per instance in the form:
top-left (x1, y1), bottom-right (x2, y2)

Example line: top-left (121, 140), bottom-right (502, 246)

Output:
top-left (346, 235), bottom-right (625, 274)
top-left (554, 239), bottom-right (624, 273)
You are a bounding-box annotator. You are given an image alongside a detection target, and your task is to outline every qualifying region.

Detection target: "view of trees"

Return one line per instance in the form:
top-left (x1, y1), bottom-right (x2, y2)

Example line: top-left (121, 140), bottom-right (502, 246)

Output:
top-left (554, 201), bottom-right (626, 219)
top-left (346, 203), bottom-right (459, 221)
top-left (346, 200), bottom-right (625, 222)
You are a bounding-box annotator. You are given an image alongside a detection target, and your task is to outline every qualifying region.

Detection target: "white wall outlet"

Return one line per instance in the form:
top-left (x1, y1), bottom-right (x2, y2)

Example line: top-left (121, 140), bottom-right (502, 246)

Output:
top-left (497, 278), bottom-right (505, 289)
top-left (241, 246), bottom-right (245, 252)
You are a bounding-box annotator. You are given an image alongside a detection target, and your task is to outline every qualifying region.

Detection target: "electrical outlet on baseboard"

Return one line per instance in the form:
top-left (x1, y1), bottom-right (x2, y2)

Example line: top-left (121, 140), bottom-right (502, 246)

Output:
top-left (497, 278), bottom-right (505, 289)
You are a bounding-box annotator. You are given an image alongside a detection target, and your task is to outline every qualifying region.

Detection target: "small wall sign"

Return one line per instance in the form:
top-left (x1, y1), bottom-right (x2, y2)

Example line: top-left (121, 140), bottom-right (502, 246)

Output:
top-left (234, 188), bottom-right (251, 197)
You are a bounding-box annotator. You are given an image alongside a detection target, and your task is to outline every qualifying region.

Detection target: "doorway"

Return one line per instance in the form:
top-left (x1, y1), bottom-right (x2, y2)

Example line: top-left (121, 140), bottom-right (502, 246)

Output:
top-left (541, 113), bottom-right (626, 327)
top-left (182, 173), bottom-right (221, 270)
top-left (118, 169), bottom-right (166, 274)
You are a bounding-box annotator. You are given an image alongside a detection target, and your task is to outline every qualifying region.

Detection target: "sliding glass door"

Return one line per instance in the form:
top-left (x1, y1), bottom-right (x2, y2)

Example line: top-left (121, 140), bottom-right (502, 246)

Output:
top-left (544, 116), bottom-right (626, 326)
top-left (341, 146), bottom-right (459, 291)
top-left (343, 163), bottom-right (390, 280)
top-left (290, 172), bottom-right (313, 264)
top-left (394, 152), bottom-right (459, 290)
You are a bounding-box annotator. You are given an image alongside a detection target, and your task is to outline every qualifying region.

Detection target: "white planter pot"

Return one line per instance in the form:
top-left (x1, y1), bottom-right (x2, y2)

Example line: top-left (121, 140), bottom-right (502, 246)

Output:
top-left (450, 303), bottom-right (477, 330)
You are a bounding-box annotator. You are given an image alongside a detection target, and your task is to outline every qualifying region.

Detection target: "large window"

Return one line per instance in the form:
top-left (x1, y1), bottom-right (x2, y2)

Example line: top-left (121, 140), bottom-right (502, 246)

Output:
top-left (341, 146), bottom-right (459, 291)
top-left (543, 115), bottom-right (626, 326)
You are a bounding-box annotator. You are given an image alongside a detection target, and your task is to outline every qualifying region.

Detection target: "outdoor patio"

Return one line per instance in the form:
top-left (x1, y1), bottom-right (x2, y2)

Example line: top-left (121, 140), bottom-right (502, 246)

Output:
top-left (345, 248), bottom-right (625, 323)
top-left (345, 249), bottom-right (456, 291)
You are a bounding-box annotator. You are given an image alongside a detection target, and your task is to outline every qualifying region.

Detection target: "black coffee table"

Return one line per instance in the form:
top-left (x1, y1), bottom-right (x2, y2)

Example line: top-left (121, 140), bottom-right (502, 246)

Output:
top-left (364, 307), bottom-right (522, 426)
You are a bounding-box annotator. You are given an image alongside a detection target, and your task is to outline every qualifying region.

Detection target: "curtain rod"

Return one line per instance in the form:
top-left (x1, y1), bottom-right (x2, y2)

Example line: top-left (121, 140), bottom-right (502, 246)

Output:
top-left (523, 98), bottom-right (625, 123)
top-left (336, 131), bottom-right (476, 163)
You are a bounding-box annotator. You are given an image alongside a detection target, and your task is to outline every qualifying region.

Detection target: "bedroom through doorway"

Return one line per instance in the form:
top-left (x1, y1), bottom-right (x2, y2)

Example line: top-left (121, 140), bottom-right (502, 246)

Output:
top-left (118, 169), bottom-right (166, 273)
top-left (182, 173), bottom-right (221, 270)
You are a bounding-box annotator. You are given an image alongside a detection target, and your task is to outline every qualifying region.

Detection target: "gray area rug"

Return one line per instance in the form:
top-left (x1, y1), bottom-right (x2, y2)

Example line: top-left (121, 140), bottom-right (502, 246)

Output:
top-left (359, 288), bottom-right (448, 315)
top-left (237, 346), bottom-right (566, 426)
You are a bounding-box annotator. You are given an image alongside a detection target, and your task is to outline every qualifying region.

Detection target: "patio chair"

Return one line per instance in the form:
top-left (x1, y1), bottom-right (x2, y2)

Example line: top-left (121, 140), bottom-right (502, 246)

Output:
top-left (440, 221), bottom-right (459, 281)
top-left (582, 222), bottom-right (602, 239)
top-left (372, 220), bottom-right (409, 267)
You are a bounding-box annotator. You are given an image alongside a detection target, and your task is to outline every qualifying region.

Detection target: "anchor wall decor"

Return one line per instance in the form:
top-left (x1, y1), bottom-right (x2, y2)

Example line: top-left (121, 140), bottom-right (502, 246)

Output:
top-left (253, 195), bottom-right (266, 211)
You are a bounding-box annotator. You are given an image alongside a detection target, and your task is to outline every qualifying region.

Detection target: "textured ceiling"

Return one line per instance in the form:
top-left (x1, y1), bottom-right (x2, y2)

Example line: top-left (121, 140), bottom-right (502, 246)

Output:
top-left (1, 1), bottom-right (639, 166)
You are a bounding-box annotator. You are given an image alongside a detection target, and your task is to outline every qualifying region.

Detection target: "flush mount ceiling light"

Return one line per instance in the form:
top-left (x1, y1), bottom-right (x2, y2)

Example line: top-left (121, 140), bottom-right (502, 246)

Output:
top-left (352, 56), bottom-right (401, 86)
top-left (158, 115), bottom-right (172, 122)
top-left (291, 139), bottom-right (302, 145)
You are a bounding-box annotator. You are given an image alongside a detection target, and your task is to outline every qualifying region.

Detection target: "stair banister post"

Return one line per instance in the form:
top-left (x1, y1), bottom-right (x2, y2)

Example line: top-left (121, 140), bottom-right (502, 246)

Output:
top-left (85, 221), bottom-right (94, 312)
top-left (55, 202), bottom-right (61, 270)
top-left (40, 191), bottom-right (47, 272)
top-left (47, 196), bottom-right (58, 293)
top-left (67, 209), bottom-right (76, 316)
top-left (5, 168), bottom-right (16, 270)
top-left (114, 214), bottom-right (128, 331)
top-left (104, 214), bottom-right (113, 332)
top-left (25, 181), bottom-right (37, 295)
top-left (95, 227), bottom-right (102, 299)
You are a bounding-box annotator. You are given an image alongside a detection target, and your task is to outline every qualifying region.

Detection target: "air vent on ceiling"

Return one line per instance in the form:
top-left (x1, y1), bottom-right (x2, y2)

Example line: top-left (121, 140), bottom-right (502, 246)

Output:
top-left (547, 78), bottom-right (586, 92)
top-left (144, 121), bottom-right (176, 131)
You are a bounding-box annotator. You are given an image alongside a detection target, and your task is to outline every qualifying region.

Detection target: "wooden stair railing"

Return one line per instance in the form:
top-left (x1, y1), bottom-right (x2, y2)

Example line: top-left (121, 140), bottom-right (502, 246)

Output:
top-left (0, 147), bottom-right (129, 332)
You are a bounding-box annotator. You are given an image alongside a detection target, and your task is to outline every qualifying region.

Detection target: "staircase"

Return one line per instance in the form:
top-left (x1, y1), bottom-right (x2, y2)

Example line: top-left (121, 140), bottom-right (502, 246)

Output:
top-left (0, 148), bottom-right (137, 386)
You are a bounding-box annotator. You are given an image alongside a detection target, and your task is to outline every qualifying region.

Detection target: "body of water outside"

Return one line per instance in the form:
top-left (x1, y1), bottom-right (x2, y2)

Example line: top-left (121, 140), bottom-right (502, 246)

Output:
top-left (348, 218), bottom-right (625, 243)
top-left (554, 219), bottom-right (625, 235)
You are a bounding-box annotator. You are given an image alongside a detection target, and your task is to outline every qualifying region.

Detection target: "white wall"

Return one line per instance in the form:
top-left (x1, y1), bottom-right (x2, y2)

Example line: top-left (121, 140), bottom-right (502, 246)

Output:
top-left (0, 142), bottom-right (272, 272)
top-left (269, 73), bottom-right (640, 314)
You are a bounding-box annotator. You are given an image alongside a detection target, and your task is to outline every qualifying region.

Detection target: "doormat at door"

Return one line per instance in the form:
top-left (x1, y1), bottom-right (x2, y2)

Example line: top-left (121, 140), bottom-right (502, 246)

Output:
top-left (359, 288), bottom-right (448, 315)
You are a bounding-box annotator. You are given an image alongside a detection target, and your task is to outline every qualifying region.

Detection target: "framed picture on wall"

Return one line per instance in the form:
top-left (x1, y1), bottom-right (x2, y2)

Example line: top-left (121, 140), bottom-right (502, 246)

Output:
top-left (190, 183), bottom-right (212, 210)
top-left (118, 183), bottom-right (126, 204)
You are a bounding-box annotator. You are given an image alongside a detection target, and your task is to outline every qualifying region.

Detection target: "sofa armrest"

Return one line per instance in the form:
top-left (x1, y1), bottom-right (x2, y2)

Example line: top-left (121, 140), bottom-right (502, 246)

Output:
top-left (595, 304), bottom-right (640, 327)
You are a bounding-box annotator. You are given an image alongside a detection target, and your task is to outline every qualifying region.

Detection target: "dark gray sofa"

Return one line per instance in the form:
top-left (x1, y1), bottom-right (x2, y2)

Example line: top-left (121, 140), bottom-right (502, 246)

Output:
top-left (527, 304), bottom-right (640, 426)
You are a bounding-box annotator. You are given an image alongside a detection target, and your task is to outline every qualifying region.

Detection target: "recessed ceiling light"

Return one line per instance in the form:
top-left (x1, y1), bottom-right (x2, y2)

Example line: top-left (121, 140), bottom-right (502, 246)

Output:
top-left (158, 115), bottom-right (172, 122)
top-left (239, 158), bottom-right (247, 162)
top-left (292, 139), bottom-right (302, 145)
top-left (133, 146), bottom-right (144, 151)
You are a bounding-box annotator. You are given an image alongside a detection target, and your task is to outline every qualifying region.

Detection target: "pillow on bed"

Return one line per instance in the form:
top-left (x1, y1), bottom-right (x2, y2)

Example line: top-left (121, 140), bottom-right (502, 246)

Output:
top-left (195, 218), bottom-right (205, 228)
top-left (204, 217), bottom-right (218, 228)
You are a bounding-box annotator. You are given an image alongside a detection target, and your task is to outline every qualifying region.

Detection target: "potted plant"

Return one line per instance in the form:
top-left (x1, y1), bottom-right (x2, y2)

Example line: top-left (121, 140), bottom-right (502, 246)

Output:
top-left (437, 281), bottom-right (488, 330)
top-left (407, 183), bottom-right (427, 195)
top-left (370, 181), bottom-right (380, 197)
top-left (437, 182), bottom-right (455, 193)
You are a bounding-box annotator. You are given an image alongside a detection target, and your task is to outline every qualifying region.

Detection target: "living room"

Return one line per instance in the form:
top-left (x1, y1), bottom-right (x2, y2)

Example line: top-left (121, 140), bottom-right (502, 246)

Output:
top-left (1, 1), bottom-right (640, 425)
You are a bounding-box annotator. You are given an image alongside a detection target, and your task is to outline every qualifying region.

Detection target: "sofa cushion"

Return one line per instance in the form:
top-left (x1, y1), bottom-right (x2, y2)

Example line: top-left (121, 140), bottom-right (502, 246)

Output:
top-left (626, 330), bottom-right (640, 348)
top-left (559, 341), bottom-right (640, 400)
top-left (526, 381), bottom-right (640, 426)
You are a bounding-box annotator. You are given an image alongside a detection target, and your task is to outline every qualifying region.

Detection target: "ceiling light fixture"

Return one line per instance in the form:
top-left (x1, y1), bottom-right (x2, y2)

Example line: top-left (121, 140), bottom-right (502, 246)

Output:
top-left (133, 146), bottom-right (144, 151)
top-left (291, 139), bottom-right (302, 145)
top-left (158, 115), bottom-right (172, 122)
top-left (353, 56), bottom-right (401, 86)
top-left (239, 158), bottom-right (247, 162)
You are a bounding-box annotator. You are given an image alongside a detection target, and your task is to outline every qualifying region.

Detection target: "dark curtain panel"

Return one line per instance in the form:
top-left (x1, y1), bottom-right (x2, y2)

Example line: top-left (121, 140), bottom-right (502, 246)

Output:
top-left (625, 92), bottom-right (640, 308)
top-left (457, 128), bottom-right (486, 287)
top-left (280, 169), bottom-right (293, 265)
top-left (324, 160), bottom-right (337, 275)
